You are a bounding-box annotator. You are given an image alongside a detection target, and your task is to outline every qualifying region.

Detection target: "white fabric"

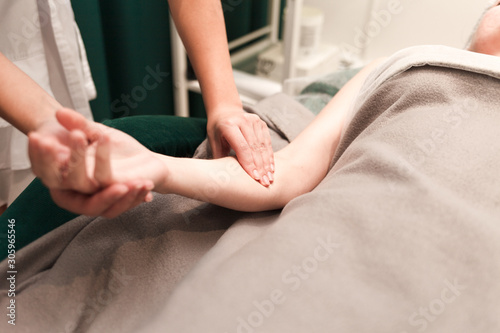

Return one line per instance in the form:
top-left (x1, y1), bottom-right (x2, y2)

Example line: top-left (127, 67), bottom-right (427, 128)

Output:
top-left (0, 0), bottom-right (95, 173)
top-left (0, 168), bottom-right (35, 206)
top-left (0, 169), bottom-right (10, 206)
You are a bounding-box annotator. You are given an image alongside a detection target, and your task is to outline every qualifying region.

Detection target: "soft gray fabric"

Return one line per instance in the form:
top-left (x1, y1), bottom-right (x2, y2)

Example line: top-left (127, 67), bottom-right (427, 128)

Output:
top-left (1, 46), bottom-right (500, 333)
top-left (142, 46), bottom-right (500, 333)
top-left (0, 93), bottom-right (314, 333)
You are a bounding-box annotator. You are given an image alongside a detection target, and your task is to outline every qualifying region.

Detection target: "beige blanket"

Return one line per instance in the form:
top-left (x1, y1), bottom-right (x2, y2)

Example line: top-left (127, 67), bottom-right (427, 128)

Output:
top-left (1, 46), bottom-right (499, 333)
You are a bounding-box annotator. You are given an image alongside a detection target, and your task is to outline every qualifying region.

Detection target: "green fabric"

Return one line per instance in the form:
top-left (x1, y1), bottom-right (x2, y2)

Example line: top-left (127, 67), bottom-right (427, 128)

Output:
top-left (296, 68), bottom-right (362, 115)
top-left (73, 0), bottom-right (276, 120)
top-left (0, 116), bottom-right (207, 260)
top-left (224, 0), bottom-right (252, 42)
top-left (71, 0), bottom-right (112, 122)
top-left (102, 115), bottom-right (207, 157)
top-left (0, 180), bottom-right (79, 259)
top-left (95, 0), bottom-right (275, 118)
top-left (98, 0), bottom-right (175, 118)
top-left (222, 0), bottom-right (270, 42)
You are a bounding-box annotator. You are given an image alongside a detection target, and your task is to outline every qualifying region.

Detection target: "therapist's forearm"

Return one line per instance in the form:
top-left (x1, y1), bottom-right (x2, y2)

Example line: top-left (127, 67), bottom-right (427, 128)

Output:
top-left (0, 52), bottom-right (62, 134)
top-left (167, 0), bottom-right (242, 114)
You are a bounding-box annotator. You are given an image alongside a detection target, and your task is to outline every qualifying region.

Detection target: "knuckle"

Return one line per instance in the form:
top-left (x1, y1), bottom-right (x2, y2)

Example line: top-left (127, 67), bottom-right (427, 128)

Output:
top-left (250, 143), bottom-right (261, 152)
top-left (221, 118), bottom-right (237, 127)
top-left (238, 142), bottom-right (251, 152)
top-left (245, 113), bottom-right (259, 121)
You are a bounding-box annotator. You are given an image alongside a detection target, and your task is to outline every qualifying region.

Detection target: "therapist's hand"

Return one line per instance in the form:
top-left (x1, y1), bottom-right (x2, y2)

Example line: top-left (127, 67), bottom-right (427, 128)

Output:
top-left (207, 106), bottom-right (275, 187)
top-left (49, 180), bottom-right (153, 219)
top-left (28, 117), bottom-right (99, 193)
top-left (28, 109), bottom-right (154, 218)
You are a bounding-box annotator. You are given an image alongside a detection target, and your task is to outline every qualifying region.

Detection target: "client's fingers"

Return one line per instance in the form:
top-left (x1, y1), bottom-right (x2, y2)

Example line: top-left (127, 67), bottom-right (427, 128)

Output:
top-left (64, 129), bottom-right (98, 193)
top-left (94, 133), bottom-right (113, 186)
top-left (50, 184), bottom-right (130, 217)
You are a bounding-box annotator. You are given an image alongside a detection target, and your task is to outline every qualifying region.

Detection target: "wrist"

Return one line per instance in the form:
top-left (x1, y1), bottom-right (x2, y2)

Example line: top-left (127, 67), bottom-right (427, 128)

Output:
top-left (30, 99), bottom-right (63, 133)
top-left (32, 116), bottom-right (58, 133)
top-left (206, 102), bottom-right (245, 123)
top-left (152, 153), bottom-right (174, 193)
top-left (202, 82), bottom-right (243, 117)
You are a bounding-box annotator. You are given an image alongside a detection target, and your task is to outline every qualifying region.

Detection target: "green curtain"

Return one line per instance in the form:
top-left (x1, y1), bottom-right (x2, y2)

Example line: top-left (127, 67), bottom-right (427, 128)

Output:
top-left (71, 0), bottom-right (112, 122)
top-left (98, 0), bottom-right (174, 119)
top-left (72, 0), bottom-right (174, 120)
top-left (71, 0), bottom-right (279, 120)
top-left (190, 0), bottom-right (273, 118)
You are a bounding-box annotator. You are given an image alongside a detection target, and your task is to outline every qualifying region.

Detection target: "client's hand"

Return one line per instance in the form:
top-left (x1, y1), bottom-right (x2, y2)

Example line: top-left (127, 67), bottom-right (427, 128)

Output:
top-left (28, 109), bottom-right (163, 218)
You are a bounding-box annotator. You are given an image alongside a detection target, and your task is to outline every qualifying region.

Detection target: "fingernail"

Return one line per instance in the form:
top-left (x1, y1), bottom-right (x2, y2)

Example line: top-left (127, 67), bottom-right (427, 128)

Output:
top-left (253, 169), bottom-right (260, 180)
top-left (145, 193), bottom-right (153, 202)
top-left (262, 175), bottom-right (270, 186)
top-left (270, 163), bottom-right (275, 172)
top-left (268, 171), bottom-right (274, 182)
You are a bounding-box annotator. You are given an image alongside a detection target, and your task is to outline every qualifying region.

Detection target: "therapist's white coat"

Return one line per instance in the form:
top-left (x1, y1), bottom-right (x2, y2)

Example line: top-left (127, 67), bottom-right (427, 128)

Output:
top-left (0, 0), bottom-right (95, 203)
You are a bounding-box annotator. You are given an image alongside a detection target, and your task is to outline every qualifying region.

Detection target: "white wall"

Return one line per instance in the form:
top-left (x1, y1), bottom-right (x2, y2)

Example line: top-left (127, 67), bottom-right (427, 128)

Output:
top-left (304, 0), bottom-right (492, 62)
top-left (302, 0), bottom-right (373, 47)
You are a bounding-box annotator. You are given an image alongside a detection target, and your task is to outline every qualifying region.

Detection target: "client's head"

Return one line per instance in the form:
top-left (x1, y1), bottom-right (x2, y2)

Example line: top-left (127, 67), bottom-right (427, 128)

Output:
top-left (468, 1), bottom-right (500, 56)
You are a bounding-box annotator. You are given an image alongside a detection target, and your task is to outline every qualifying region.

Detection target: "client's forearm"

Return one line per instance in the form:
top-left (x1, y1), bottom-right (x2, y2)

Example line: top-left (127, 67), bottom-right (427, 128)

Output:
top-left (149, 59), bottom-right (386, 212)
top-left (154, 150), bottom-right (320, 212)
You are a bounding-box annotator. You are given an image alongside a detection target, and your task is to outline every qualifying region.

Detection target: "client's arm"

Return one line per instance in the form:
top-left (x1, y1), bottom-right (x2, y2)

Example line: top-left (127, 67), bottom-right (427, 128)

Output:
top-left (51, 59), bottom-right (384, 214)
top-left (155, 59), bottom-right (385, 211)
